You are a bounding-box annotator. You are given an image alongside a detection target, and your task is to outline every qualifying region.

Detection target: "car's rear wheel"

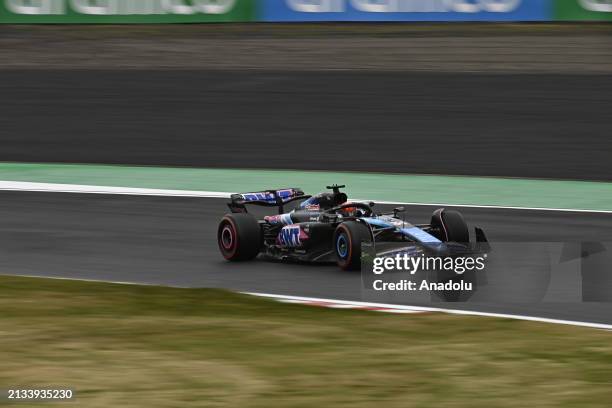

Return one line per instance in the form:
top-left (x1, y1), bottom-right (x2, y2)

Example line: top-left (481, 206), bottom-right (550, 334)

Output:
top-left (333, 221), bottom-right (372, 270)
top-left (218, 213), bottom-right (262, 261)
top-left (430, 209), bottom-right (469, 243)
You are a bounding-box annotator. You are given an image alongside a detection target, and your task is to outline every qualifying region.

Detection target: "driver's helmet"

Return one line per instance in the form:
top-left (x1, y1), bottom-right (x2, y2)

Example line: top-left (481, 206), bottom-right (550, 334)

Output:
top-left (338, 202), bottom-right (365, 217)
top-left (299, 192), bottom-right (347, 211)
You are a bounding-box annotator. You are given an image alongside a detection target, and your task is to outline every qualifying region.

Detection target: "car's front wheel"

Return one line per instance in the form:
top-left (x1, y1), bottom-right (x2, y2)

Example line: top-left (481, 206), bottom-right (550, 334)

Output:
top-left (430, 208), bottom-right (469, 243)
top-left (333, 221), bottom-right (372, 270)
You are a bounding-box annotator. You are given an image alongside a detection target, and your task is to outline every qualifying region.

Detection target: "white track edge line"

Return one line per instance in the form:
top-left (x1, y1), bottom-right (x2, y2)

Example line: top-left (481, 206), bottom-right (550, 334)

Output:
top-left (0, 181), bottom-right (230, 198)
top-left (1, 181), bottom-right (611, 214)
top-left (351, 199), bottom-right (612, 214)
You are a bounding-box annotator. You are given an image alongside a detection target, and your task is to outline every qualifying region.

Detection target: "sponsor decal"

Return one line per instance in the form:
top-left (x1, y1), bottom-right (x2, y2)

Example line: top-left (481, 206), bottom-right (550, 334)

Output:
top-left (264, 213), bottom-right (294, 225)
top-left (241, 192), bottom-right (269, 201)
top-left (241, 189), bottom-right (298, 203)
top-left (264, 214), bottom-right (282, 224)
top-left (278, 225), bottom-right (308, 247)
top-left (299, 196), bottom-right (321, 210)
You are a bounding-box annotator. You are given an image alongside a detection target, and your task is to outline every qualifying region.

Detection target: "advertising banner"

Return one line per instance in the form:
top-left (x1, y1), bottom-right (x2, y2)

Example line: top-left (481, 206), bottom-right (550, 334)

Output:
top-left (260, 0), bottom-right (551, 22)
top-left (4, 0), bottom-right (612, 23)
top-left (0, 0), bottom-right (255, 23)
top-left (554, 0), bottom-right (612, 21)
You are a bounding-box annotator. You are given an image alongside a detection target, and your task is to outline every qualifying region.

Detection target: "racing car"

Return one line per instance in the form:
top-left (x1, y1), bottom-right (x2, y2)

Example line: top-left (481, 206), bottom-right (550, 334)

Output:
top-left (217, 185), bottom-right (489, 270)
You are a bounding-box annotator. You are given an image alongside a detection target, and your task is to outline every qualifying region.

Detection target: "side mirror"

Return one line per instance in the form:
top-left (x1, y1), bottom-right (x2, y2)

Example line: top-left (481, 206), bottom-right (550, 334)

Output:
top-left (393, 206), bottom-right (405, 217)
top-left (368, 201), bottom-right (375, 208)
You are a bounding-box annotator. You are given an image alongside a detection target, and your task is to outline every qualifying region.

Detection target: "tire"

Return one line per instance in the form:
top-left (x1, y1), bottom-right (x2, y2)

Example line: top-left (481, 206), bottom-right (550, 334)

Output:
top-left (217, 213), bottom-right (262, 261)
top-left (430, 209), bottom-right (469, 243)
top-left (333, 221), bottom-right (372, 270)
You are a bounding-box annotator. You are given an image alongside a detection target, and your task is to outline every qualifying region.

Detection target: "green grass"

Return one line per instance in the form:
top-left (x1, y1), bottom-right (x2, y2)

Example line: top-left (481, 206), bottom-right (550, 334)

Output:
top-left (1, 275), bottom-right (612, 407)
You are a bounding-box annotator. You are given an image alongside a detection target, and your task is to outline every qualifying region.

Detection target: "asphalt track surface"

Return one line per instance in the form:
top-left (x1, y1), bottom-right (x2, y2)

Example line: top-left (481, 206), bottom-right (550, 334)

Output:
top-left (2, 69), bottom-right (612, 325)
top-left (2, 191), bottom-right (612, 325)
top-left (2, 70), bottom-right (612, 180)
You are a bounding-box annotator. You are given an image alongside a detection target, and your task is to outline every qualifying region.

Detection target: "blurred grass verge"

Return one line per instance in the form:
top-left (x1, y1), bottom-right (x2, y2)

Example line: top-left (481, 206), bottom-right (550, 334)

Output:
top-left (1, 275), bottom-right (612, 407)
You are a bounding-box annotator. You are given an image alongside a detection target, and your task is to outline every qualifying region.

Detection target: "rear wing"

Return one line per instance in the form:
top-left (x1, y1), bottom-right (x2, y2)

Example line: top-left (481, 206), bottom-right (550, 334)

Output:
top-left (228, 188), bottom-right (310, 214)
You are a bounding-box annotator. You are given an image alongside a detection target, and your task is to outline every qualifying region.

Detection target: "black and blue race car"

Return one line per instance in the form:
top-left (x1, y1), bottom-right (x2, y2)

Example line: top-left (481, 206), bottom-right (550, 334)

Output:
top-left (217, 185), bottom-right (489, 270)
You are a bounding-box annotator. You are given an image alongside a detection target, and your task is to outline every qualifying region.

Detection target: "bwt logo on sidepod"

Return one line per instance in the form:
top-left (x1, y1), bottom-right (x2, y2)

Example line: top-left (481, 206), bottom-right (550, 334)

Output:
top-left (286, 0), bottom-right (522, 13)
top-left (278, 225), bottom-right (304, 247)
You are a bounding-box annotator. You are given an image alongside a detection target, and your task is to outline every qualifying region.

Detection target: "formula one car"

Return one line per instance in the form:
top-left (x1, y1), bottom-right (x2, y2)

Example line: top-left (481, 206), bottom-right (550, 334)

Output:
top-left (217, 185), bottom-right (489, 270)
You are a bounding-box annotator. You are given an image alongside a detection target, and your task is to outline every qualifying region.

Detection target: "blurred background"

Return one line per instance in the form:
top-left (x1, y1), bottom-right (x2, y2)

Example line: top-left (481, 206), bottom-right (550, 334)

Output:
top-left (1, 2), bottom-right (611, 180)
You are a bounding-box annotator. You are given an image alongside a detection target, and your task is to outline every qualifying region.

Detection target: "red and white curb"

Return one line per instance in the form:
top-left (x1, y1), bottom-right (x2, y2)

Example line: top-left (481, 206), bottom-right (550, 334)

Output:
top-left (4, 274), bottom-right (612, 331)
top-left (244, 292), bottom-right (612, 331)
top-left (243, 292), bottom-right (430, 314)
top-left (270, 298), bottom-right (424, 313)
